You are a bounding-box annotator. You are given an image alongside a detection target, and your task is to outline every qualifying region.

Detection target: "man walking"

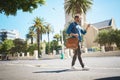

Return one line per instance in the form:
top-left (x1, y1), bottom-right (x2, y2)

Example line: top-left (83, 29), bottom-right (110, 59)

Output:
top-left (66, 15), bottom-right (90, 70)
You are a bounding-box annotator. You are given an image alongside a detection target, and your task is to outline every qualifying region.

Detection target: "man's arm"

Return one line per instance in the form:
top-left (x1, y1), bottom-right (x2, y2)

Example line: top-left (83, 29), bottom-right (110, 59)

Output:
top-left (66, 23), bottom-right (73, 34)
top-left (86, 24), bottom-right (90, 31)
top-left (66, 23), bottom-right (79, 38)
top-left (81, 24), bottom-right (90, 34)
top-left (70, 33), bottom-right (78, 38)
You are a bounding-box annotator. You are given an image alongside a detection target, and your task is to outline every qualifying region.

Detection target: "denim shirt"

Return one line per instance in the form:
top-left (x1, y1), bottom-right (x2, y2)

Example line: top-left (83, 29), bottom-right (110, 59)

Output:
top-left (66, 22), bottom-right (86, 42)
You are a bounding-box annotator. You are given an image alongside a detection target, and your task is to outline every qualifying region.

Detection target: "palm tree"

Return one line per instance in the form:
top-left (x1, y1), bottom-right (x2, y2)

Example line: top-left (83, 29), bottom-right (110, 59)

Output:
top-left (40, 26), bottom-right (46, 42)
top-left (26, 27), bottom-right (35, 44)
top-left (32, 17), bottom-right (44, 57)
top-left (65, 0), bottom-right (93, 25)
top-left (65, 0), bottom-right (93, 15)
top-left (45, 24), bottom-right (53, 53)
top-left (54, 34), bottom-right (61, 42)
top-left (45, 24), bottom-right (53, 45)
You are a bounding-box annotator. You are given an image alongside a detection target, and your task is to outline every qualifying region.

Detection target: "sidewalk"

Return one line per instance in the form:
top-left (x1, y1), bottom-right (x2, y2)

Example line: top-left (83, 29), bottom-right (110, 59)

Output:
top-left (82, 50), bottom-right (120, 57)
top-left (40, 51), bottom-right (120, 59)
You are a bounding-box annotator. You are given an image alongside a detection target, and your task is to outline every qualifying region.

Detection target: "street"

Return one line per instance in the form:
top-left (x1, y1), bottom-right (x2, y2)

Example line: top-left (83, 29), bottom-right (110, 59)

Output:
top-left (0, 56), bottom-right (120, 80)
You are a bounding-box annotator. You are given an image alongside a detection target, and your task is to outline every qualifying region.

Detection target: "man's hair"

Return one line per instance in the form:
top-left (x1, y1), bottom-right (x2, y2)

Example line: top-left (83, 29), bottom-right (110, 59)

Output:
top-left (74, 15), bottom-right (79, 19)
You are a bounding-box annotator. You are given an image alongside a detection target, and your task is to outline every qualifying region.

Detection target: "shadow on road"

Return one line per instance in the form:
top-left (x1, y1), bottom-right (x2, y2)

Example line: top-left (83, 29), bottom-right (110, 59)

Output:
top-left (33, 69), bottom-right (84, 73)
top-left (33, 69), bottom-right (70, 73)
top-left (95, 76), bottom-right (120, 80)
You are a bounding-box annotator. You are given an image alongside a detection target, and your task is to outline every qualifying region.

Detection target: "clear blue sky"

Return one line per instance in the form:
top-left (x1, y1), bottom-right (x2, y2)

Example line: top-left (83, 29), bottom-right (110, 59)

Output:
top-left (0, 0), bottom-right (120, 41)
top-left (86, 0), bottom-right (120, 26)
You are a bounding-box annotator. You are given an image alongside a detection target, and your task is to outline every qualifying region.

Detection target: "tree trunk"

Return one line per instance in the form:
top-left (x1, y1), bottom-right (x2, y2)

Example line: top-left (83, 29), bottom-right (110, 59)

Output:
top-left (48, 32), bottom-right (50, 54)
top-left (57, 38), bottom-right (59, 43)
top-left (37, 29), bottom-right (41, 58)
top-left (40, 33), bottom-right (42, 42)
top-left (31, 37), bottom-right (33, 44)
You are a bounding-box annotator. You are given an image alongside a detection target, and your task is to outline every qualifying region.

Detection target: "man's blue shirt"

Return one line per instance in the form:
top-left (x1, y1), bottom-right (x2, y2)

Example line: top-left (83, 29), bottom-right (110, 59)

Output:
top-left (66, 22), bottom-right (86, 42)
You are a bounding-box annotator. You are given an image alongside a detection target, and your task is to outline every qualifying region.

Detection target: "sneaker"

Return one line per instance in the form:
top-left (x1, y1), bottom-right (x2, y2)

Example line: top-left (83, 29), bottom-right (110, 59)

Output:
top-left (82, 66), bottom-right (89, 71)
top-left (71, 66), bottom-right (77, 70)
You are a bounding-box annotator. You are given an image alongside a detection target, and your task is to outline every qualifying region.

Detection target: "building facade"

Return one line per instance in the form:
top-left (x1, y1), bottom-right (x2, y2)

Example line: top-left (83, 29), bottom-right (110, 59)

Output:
top-left (84, 18), bottom-right (116, 48)
top-left (0, 29), bottom-right (19, 43)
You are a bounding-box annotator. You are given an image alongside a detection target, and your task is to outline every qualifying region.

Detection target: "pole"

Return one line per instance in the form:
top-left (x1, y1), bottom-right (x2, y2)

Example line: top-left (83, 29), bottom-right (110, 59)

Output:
top-left (60, 30), bottom-right (64, 59)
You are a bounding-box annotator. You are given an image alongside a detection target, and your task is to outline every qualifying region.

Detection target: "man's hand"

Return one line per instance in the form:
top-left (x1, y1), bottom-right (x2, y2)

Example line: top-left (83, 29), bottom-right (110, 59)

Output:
top-left (70, 33), bottom-right (78, 38)
top-left (86, 24), bottom-right (91, 31)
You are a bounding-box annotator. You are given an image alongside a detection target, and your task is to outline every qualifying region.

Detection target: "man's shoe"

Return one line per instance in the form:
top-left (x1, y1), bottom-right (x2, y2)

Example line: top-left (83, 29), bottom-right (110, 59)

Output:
top-left (82, 67), bottom-right (89, 71)
top-left (71, 66), bottom-right (77, 70)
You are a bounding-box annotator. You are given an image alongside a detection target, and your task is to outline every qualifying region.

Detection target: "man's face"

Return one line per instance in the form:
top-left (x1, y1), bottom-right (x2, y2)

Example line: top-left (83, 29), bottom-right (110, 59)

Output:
top-left (75, 17), bottom-right (81, 22)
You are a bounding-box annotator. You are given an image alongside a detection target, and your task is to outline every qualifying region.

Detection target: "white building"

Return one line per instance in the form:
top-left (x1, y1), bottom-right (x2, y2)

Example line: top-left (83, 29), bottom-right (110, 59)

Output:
top-left (0, 29), bottom-right (20, 42)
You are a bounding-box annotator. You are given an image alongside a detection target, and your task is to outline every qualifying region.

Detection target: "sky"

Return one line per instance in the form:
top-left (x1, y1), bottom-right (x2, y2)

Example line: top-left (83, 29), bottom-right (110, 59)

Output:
top-left (86, 0), bottom-right (120, 26)
top-left (0, 0), bottom-right (120, 41)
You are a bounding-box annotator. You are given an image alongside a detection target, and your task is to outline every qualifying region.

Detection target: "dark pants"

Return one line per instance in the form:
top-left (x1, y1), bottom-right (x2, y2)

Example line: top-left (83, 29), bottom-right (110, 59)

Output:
top-left (71, 44), bottom-right (84, 68)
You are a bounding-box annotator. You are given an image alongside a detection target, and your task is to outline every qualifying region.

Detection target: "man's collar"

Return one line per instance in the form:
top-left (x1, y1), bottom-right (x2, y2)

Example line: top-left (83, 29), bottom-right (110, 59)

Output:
top-left (74, 22), bottom-right (78, 25)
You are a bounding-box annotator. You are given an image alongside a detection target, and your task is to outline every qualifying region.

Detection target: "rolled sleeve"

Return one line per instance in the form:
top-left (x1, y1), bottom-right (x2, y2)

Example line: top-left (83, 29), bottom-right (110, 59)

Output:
top-left (81, 29), bottom-right (86, 35)
top-left (66, 23), bottom-right (73, 34)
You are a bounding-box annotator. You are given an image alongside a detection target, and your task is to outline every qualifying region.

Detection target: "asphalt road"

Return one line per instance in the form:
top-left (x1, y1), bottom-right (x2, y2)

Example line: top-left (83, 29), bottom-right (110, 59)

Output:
top-left (0, 57), bottom-right (120, 80)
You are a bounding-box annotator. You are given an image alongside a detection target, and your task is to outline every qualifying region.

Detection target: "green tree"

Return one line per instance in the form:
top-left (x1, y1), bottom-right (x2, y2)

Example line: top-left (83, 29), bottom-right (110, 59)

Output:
top-left (65, 0), bottom-right (93, 16)
top-left (0, 39), bottom-right (14, 60)
top-left (95, 29), bottom-right (120, 50)
top-left (0, 0), bottom-right (45, 16)
top-left (12, 38), bottom-right (27, 54)
top-left (46, 40), bottom-right (58, 54)
top-left (107, 29), bottom-right (115, 46)
top-left (40, 25), bottom-right (46, 42)
top-left (27, 43), bottom-right (37, 55)
top-left (45, 24), bottom-right (53, 53)
top-left (26, 26), bottom-right (35, 44)
top-left (95, 30), bottom-right (109, 46)
top-left (32, 17), bottom-right (45, 57)
top-left (114, 29), bottom-right (120, 49)
top-left (95, 29), bottom-right (116, 46)
top-left (63, 27), bottom-right (69, 45)
top-left (45, 42), bottom-right (51, 54)
top-left (45, 40), bottom-right (62, 54)
top-left (53, 34), bottom-right (61, 42)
